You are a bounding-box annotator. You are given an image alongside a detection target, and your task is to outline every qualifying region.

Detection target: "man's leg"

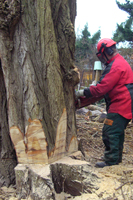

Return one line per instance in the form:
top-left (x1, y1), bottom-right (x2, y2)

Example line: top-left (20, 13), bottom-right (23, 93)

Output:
top-left (95, 113), bottom-right (130, 167)
top-left (118, 118), bottom-right (130, 163)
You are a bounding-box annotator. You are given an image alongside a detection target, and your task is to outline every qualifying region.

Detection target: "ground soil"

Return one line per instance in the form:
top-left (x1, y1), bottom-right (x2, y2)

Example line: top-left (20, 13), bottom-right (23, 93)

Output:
top-left (76, 107), bottom-right (133, 168)
top-left (76, 104), bottom-right (133, 200)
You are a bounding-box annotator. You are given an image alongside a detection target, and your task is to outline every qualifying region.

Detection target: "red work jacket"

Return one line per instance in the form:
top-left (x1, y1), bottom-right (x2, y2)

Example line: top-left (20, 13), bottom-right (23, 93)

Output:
top-left (84, 53), bottom-right (133, 119)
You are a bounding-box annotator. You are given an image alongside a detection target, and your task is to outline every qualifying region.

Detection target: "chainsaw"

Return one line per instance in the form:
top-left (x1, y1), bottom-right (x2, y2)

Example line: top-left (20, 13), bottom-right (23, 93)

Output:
top-left (75, 96), bottom-right (103, 109)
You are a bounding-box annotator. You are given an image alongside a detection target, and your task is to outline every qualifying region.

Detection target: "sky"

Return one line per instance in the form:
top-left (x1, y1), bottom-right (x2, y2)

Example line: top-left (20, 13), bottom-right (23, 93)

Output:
top-left (75, 0), bottom-right (129, 39)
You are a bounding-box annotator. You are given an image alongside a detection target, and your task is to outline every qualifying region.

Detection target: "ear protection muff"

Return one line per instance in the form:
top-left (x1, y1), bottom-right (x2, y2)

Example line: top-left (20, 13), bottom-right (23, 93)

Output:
top-left (105, 47), bottom-right (114, 56)
top-left (96, 43), bottom-right (114, 64)
top-left (101, 43), bottom-right (114, 56)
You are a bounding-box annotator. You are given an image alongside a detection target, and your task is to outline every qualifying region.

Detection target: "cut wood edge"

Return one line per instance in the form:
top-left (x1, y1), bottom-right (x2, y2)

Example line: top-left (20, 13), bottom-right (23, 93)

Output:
top-left (10, 126), bottom-right (28, 163)
top-left (10, 119), bottom-right (48, 164)
top-left (10, 109), bottom-right (78, 164)
top-left (68, 136), bottom-right (78, 153)
top-left (26, 119), bottom-right (48, 164)
top-left (49, 108), bottom-right (78, 163)
top-left (49, 108), bottom-right (67, 163)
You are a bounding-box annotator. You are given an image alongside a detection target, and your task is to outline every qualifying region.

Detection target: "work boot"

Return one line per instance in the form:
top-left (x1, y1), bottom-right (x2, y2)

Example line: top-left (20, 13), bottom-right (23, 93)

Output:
top-left (101, 156), bottom-right (122, 163)
top-left (95, 161), bottom-right (109, 168)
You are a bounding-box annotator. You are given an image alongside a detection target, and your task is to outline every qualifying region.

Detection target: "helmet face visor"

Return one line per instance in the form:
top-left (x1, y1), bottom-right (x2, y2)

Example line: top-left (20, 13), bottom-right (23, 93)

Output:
top-left (96, 52), bottom-right (107, 64)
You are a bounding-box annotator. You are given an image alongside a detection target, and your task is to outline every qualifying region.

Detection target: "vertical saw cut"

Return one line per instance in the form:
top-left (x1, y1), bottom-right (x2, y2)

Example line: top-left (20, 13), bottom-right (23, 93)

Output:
top-left (10, 119), bottom-right (48, 164)
top-left (25, 119), bottom-right (48, 164)
top-left (68, 136), bottom-right (78, 153)
top-left (10, 126), bottom-right (28, 164)
top-left (49, 108), bottom-right (78, 163)
top-left (10, 109), bottom-right (78, 164)
top-left (49, 108), bottom-right (67, 162)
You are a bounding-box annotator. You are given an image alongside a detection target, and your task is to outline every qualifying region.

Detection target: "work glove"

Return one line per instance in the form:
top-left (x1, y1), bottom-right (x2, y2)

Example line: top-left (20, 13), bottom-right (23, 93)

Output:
top-left (90, 80), bottom-right (96, 86)
top-left (75, 89), bottom-right (84, 100)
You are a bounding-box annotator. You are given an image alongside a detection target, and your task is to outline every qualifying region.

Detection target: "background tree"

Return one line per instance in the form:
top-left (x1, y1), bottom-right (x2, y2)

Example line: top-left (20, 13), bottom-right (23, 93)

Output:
top-left (112, 0), bottom-right (133, 69)
top-left (113, 0), bottom-right (133, 45)
top-left (75, 24), bottom-right (101, 86)
top-left (0, 0), bottom-right (79, 186)
top-left (75, 24), bottom-right (101, 69)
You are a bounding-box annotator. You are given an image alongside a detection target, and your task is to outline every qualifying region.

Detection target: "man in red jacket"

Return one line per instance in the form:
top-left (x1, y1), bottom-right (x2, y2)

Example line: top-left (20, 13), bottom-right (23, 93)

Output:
top-left (76, 38), bottom-right (133, 168)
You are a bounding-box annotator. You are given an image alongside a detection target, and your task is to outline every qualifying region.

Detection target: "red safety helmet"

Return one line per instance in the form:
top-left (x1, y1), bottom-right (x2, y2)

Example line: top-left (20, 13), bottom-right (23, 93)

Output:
top-left (96, 38), bottom-right (117, 64)
top-left (97, 38), bottom-right (117, 53)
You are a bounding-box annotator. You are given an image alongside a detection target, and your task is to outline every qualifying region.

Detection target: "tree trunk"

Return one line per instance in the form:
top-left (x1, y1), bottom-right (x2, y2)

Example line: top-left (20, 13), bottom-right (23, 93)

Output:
top-left (0, 0), bottom-right (79, 186)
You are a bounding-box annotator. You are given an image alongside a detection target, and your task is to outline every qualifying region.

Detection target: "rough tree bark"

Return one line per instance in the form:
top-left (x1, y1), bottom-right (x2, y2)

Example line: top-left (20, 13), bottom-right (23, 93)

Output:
top-left (0, 0), bottom-right (79, 186)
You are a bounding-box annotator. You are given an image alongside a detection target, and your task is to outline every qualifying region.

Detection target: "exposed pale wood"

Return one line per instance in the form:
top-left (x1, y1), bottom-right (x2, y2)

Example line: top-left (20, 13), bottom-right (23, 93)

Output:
top-left (68, 136), bottom-right (78, 153)
top-left (10, 109), bottom-right (78, 164)
top-left (48, 108), bottom-right (78, 163)
top-left (26, 119), bottom-right (48, 164)
top-left (10, 126), bottom-right (28, 164)
top-left (49, 108), bottom-right (67, 162)
top-left (10, 119), bottom-right (48, 164)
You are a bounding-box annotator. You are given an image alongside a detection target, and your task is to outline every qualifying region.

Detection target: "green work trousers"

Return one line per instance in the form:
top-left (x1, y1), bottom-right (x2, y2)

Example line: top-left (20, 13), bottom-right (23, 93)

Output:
top-left (102, 113), bottom-right (130, 165)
